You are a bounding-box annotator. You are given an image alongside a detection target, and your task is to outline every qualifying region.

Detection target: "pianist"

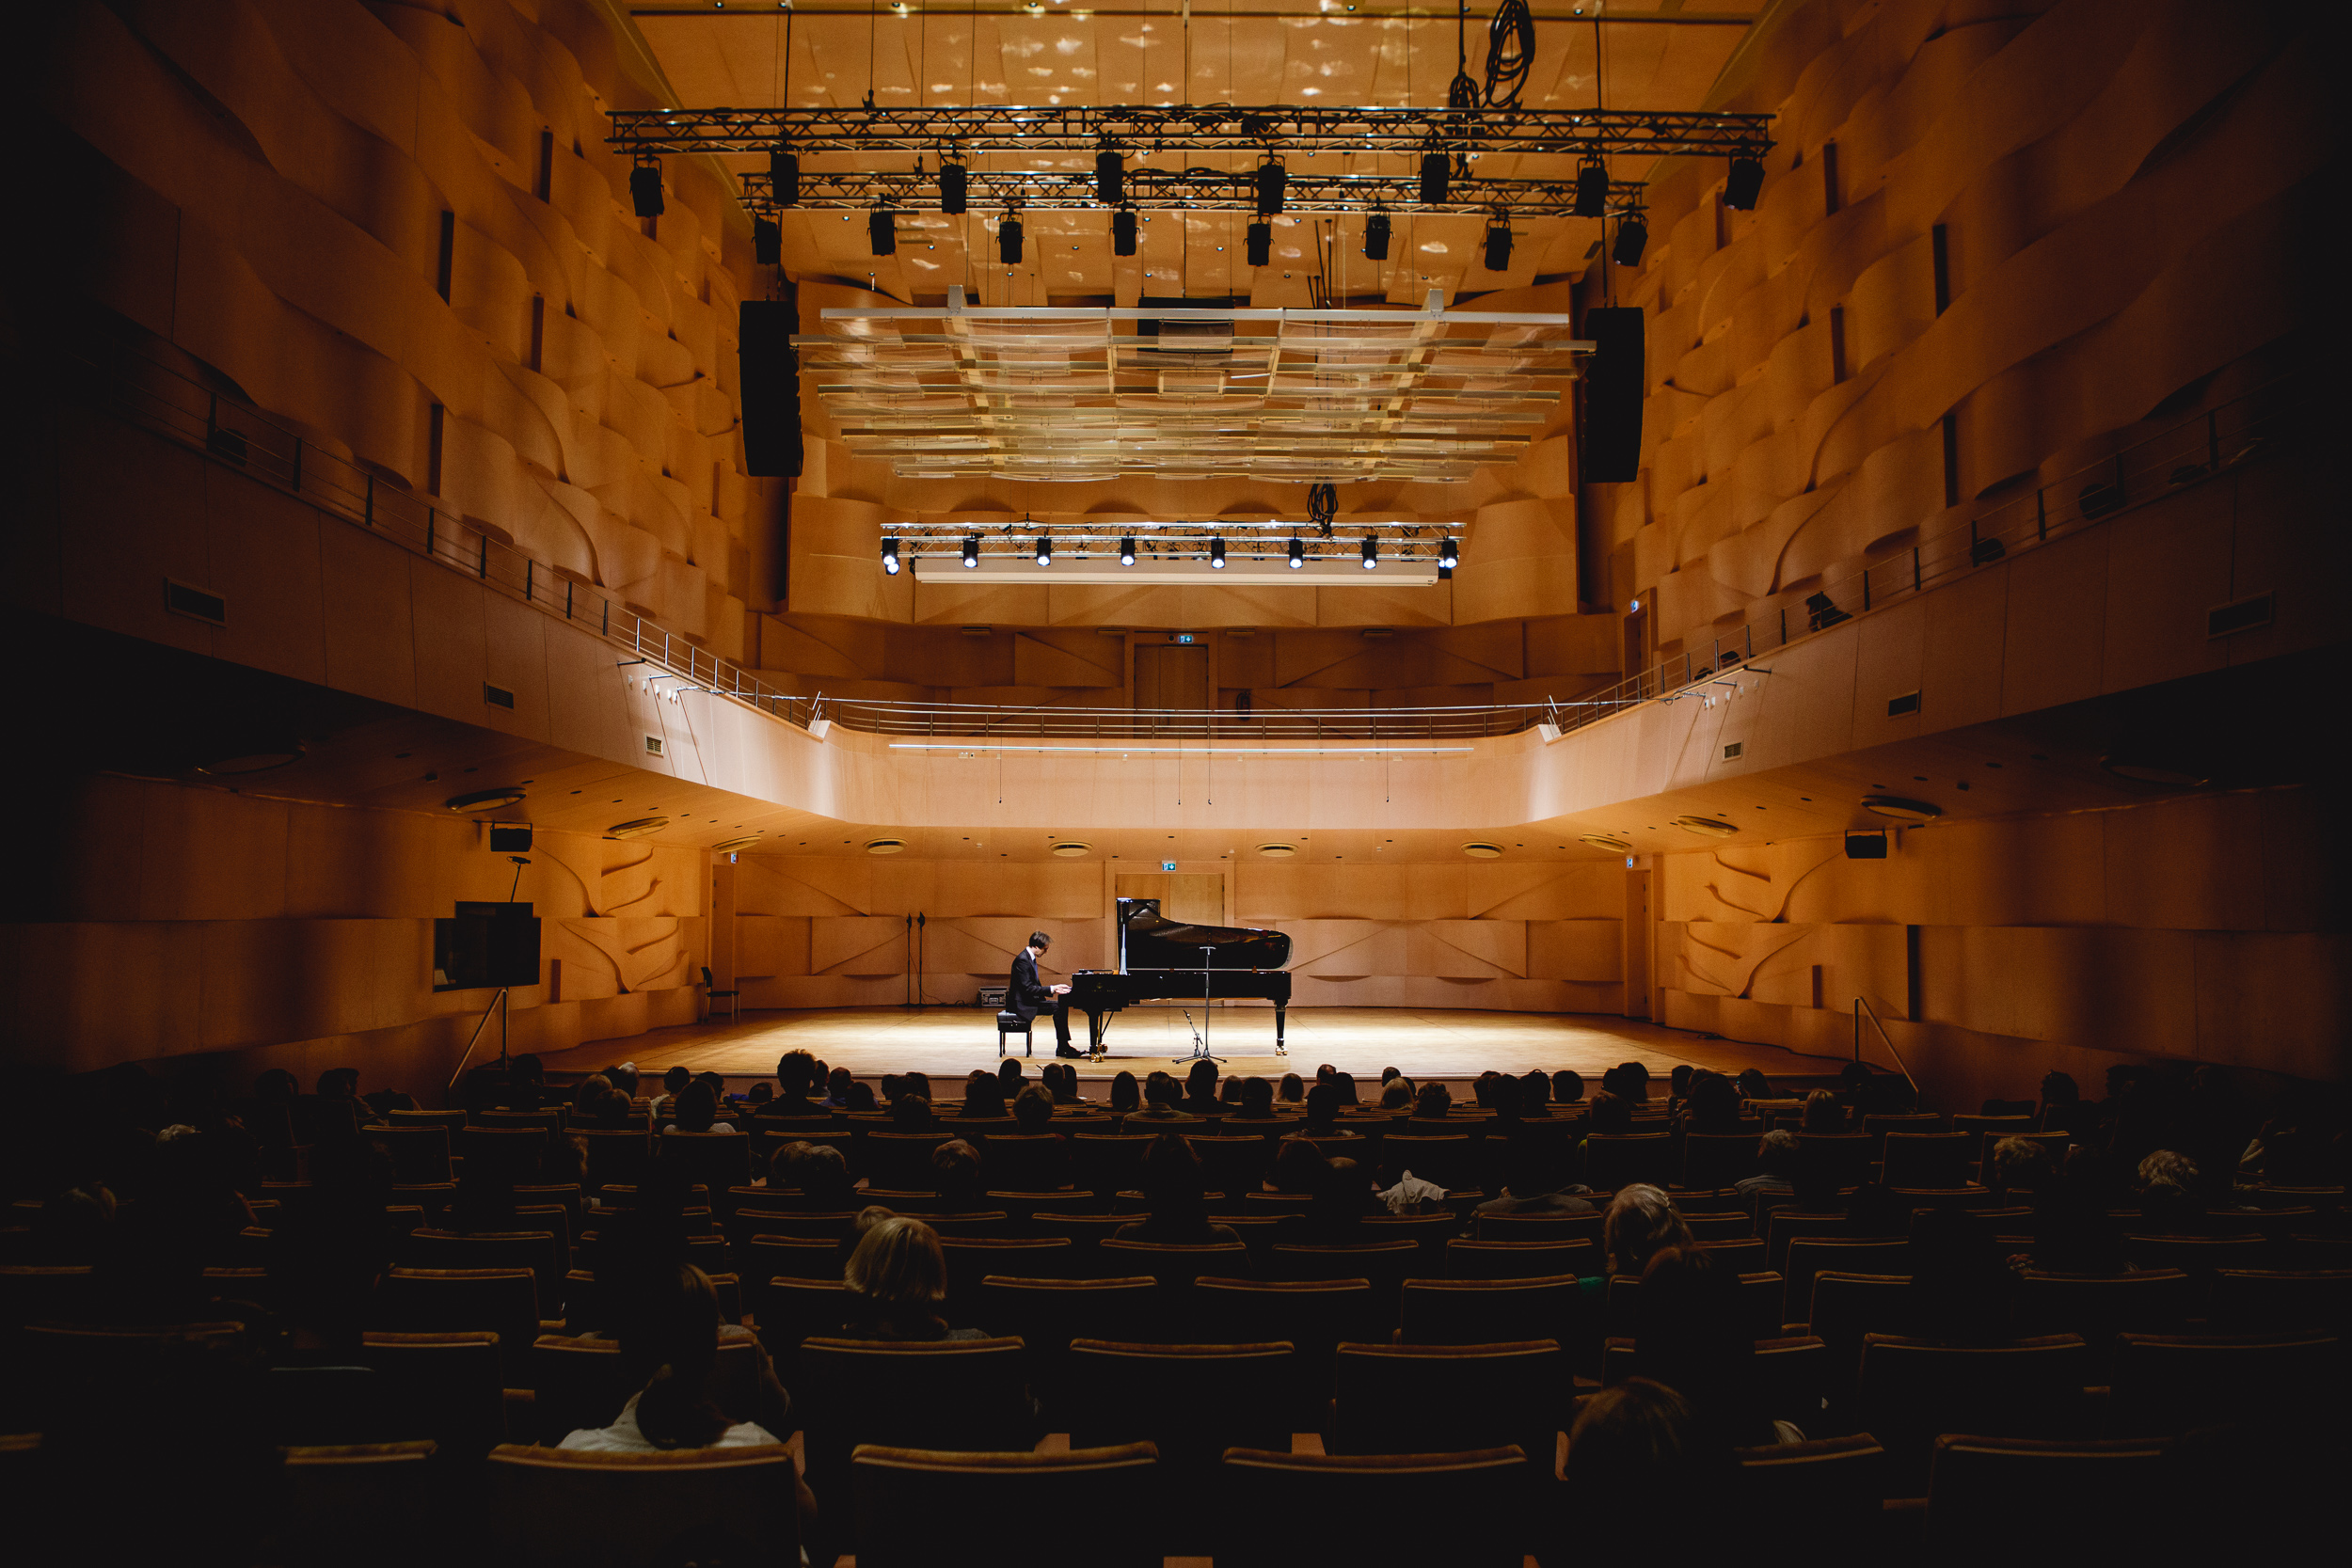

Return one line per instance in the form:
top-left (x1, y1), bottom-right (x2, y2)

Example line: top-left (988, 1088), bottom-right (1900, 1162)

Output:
top-left (1009, 931), bottom-right (1084, 1059)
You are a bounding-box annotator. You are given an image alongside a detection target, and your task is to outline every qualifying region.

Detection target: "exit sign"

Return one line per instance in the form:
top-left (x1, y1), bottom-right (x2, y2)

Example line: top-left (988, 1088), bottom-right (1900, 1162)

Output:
top-left (1162, 861), bottom-right (1177, 870)
top-left (1173, 633), bottom-right (1195, 644)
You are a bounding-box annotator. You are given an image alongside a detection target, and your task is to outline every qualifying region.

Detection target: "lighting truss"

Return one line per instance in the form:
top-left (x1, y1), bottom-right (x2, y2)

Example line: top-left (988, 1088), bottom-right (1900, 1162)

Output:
top-left (607, 104), bottom-right (1772, 160)
top-left (898, 524), bottom-right (1455, 586)
top-left (739, 166), bottom-right (1650, 217)
top-left (794, 289), bottom-right (1591, 482)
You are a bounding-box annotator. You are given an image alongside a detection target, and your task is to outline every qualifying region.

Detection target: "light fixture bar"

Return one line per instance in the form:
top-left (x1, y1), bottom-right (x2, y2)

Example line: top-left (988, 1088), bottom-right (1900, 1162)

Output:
top-left (609, 104), bottom-right (1773, 160)
top-left (911, 557), bottom-right (1442, 585)
top-left (887, 742), bottom-right (1476, 754)
top-left (742, 166), bottom-right (1650, 217)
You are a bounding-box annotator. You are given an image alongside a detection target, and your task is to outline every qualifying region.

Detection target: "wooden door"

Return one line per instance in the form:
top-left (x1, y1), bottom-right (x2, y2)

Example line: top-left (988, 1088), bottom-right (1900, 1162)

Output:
top-left (1134, 644), bottom-right (1211, 711)
top-left (1115, 874), bottom-right (1226, 927)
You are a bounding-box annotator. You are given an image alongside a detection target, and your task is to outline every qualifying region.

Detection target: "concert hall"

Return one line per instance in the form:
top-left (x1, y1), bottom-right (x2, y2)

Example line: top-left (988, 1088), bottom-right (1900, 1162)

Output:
top-left (6, 0), bottom-right (2340, 1560)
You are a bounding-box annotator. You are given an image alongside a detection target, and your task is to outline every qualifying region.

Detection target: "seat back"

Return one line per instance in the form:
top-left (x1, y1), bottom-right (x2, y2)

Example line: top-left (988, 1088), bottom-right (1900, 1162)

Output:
top-left (1683, 1132), bottom-right (1765, 1189)
top-left (1764, 1211), bottom-right (1850, 1274)
top-left (365, 1126), bottom-right (453, 1184)
top-left (2014, 1268), bottom-right (2193, 1342)
top-left (358, 1331), bottom-right (505, 1455)
top-left (1381, 1134), bottom-right (1474, 1189)
top-left (460, 1126), bottom-right (548, 1183)
top-left (797, 1337), bottom-right (1032, 1507)
top-left (1067, 1339), bottom-right (1293, 1545)
top-left (1858, 1335), bottom-right (2094, 1484)
top-left (1331, 1339), bottom-right (1563, 1465)
top-left (976, 1276), bottom-right (1157, 1413)
top-left (1924, 1434), bottom-right (2175, 1555)
top-left (2123, 1232), bottom-right (2270, 1278)
top-left (1399, 1275), bottom-right (1580, 1347)
top-left (659, 1131), bottom-right (754, 1191)
top-left (1097, 1239), bottom-right (1247, 1293)
top-left (1270, 1241), bottom-right (1419, 1317)
top-left (2210, 1268), bottom-right (2352, 1336)
top-left (1782, 1238), bottom-right (1909, 1325)
top-left (1582, 1133), bottom-right (1672, 1189)
top-left (484, 1443), bottom-right (799, 1568)
top-left (1444, 1238), bottom-right (1595, 1280)
top-left (574, 1130), bottom-right (651, 1188)
top-left (1217, 1448), bottom-right (1533, 1568)
top-left (1474, 1211), bottom-right (1601, 1245)
top-left (1795, 1134), bottom-right (1873, 1191)
top-left (1804, 1271), bottom-right (1913, 1402)
top-left (851, 1444), bottom-right (1159, 1568)
top-left (1071, 1134), bottom-right (1155, 1196)
top-left (939, 1236), bottom-right (1071, 1312)
top-left (1195, 1276), bottom-right (1375, 1427)
top-left (744, 1233), bottom-right (842, 1283)
top-left (267, 1443), bottom-right (440, 1566)
top-left (1878, 1132), bottom-right (1977, 1189)
top-left (405, 1229), bottom-right (561, 1307)
top-left (1731, 1433), bottom-right (1885, 1528)
top-left (1697, 1237), bottom-right (1768, 1274)
top-left (0, 1263), bottom-right (97, 1327)
top-left (865, 1132), bottom-right (952, 1190)
top-left (750, 1275), bottom-right (848, 1378)
top-left (373, 1268), bottom-right (538, 1373)
top-left (977, 1133), bottom-right (1073, 1192)
top-left (2109, 1331), bottom-right (2342, 1436)
top-left (1605, 1272), bottom-right (1786, 1343)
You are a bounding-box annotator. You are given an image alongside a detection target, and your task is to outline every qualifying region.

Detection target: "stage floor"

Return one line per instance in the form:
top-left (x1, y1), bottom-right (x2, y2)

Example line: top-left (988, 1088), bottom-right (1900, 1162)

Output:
top-left (538, 1005), bottom-right (1849, 1089)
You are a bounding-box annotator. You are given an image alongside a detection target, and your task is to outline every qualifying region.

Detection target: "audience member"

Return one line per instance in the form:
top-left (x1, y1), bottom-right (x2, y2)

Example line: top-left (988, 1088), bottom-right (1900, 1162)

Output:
top-left (1733, 1131), bottom-right (1798, 1206)
top-left (2135, 1148), bottom-right (2205, 1233)
top-left (664, 1084), bottom-right (734, 1135)
top-left (1552, 1069), bottom-right (1586, 1104)
top-left (1178, 1060), bottom-right (1224, 1116)
top-left (1800, 1089), bottom-right (1846, 1134)
top-left (958, 1073), bottom-right (1009, 1120)
top-left (604, 1062), bottom-right (640, 1101)
top-left (650, 1066), bottom-right (691, 1122)
top-left (839, 1217), bottom-right (986, 1340)
top-left (1114, 1136), bottom-right (1240, 1246)
top-left (1413, 1083), bottom-right (1453, 1120)
top-left (1734, 1069), bottom-right (1774, 1101)
top-left (1271, 1138), bottom-right (1330, 1195)
top-left (1332, 1071), bottom-right (1359, 1106)
top-left (1234, 1077), bottom-right (1277, 1118)
top-left (996, 1059), bottom-right (1025, 1096)
top-left (562, 1264), bottom-right (782, 1451)
top-left (1519, 1069), bottom-right (1551, 1114)
top-left (1108, 1071), bottom-right (1141, 1115)
top-left (766, 1051), bottom-right (822, 1117)
top-left (1277, 1072), bottom-right (1305, 1104)
top-left (1907, 1207), bottom-right (2011, 1340)
top-left (845, 1080), bottom-right (879, 1114)
top-left (1634, 1245), bottom-right (1777, 1447)
top-left (929, 1139), bottom-right (988, 1211)
top-left (1680, 1071), bottom-right (1742, 1134)
top-left (1990, 1134), bottom-right (2056, 1200)
top-left (824, 1068), bottom-right (856, 1109)
top-left (1279, 1156), bottom-right (1377, 1244)
top-left (1563, 1379), bottom-right (1735, 1557)
top-left (1603, 1184), bottom-right (1693, 1277)
top-left (889, 1094), bottom-right (934, 1129)
top-left (1587, 1090), bottom-right (1633, 1136)
top-left (1378, 1081), bottom-right (1414, 1111)
top-left (769, 1141), bottom-right (857, 1209)
top-left (1134, 1071), bottom-right (1196, 1121)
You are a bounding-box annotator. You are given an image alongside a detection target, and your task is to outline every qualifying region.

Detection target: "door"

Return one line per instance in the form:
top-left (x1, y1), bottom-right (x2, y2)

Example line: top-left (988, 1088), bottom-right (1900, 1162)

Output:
top-left (1115, 874), bottom-right (1227, 927)
top-left (1623, 866), bottom-right (1651, 1019)
top-left (1135, 643), bottom-right (1211, 712)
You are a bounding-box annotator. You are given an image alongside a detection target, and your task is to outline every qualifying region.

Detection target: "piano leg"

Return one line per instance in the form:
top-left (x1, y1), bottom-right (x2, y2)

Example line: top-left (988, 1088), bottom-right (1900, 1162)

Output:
top-left (1274, 1003), bottom-right (1287, 1056)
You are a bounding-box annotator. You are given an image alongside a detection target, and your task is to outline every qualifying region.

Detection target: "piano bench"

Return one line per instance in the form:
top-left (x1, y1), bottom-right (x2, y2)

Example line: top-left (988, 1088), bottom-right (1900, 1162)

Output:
top-left (996, 1009), bottom-right (1033, 1058)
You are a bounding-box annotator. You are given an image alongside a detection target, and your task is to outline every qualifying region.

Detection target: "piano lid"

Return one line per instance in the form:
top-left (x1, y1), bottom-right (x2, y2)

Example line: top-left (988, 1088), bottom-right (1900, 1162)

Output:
top-left (1117, 896), bottom-right (1293, 973)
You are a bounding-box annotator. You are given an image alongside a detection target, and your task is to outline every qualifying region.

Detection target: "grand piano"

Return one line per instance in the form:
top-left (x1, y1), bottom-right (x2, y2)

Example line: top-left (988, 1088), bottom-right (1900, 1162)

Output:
top-left (1067, 897), bottom-right (1294, 1055)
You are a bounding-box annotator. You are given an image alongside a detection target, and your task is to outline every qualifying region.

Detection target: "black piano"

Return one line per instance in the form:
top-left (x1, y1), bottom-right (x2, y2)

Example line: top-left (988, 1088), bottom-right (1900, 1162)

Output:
top-left (1067, 897), bottom-right (1294, 1055)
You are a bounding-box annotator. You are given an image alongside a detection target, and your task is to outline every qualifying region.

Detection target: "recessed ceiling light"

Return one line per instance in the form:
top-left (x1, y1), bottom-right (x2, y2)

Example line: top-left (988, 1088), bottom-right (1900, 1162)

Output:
top-left (866, 838), bottom-right (908, 855)
top-left (1579, 833), bottom-right (1631, 852)
top-left (1050, 842), bottom-right (1091, 858)
top-left (710, 834), bottom-right (762, 852)
top-left (1460, 842), bottom-right (1505, 859)
top-left (607, 816), bottom-right (669, 838)
top-left (1673, 816), bottom-right (1739, 838)
top-left (1860, 796), bottom-right (1942, 822)
top-left (447, 787), bottom-right (525, 812)
top-left (197, 748), bottom-right (305, 776)
top-left (1256, 843), bottom-right (1299, 859)
top-left (2099, 756), bottom-right (2210, 787)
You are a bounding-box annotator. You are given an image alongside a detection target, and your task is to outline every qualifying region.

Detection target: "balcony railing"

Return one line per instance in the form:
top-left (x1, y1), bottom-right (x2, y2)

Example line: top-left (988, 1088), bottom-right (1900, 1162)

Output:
top-left (57, 325), bottom-right (2293, 752)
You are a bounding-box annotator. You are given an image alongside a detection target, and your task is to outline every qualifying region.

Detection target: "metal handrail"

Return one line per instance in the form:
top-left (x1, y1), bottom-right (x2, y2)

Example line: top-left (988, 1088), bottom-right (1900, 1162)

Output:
top-left (1852, 995), bottom-right (1918, 1097)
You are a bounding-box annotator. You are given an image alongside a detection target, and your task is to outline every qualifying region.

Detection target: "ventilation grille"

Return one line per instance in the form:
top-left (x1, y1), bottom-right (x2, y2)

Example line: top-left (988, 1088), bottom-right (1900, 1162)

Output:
top-left (165, 578), bottom-right (227, 626)
top-left (644, 736), bottom-right (664, 756)
top-left (484, 683), bottom-right (515, 709)
top-left (1722, 741), bottom-right (1743, 761)
top-left (1887, 691), bottom-right (1921, 718)
top-left (2207, 593), bottom-right (2273, 639)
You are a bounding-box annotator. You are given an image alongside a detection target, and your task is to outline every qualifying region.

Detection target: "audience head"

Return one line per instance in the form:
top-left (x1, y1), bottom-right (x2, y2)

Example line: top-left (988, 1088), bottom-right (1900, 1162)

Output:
top-left (1014, 1084), bottom-right (1056, 1134)
top-left (693, 1071), bottom-right (725, 1105)
top-left (1311, 1156), bottom-right (1370, 1224)
top-left (1139, 1133), bottom-right (1209, 1219)
top-left (843, 1215), bottom-right (950, 1336)
top-left (1668, 1065), bottom-right (1693, 1101)
top-left (1316, 1064), bottom-right (1336, 1085)
top-left (512, 1054), bottom-right (546, 1088)
top-left (1332, 1072), bottom-right (1359, 1106)
top-left (1565, 1379), bottom-right (1732, 1550)
top-left (1603, 1061), bottom-right (1650, 1103)
top-left (1278, 1072), bottom-right (1304, 1103)
top-left (2135, 1148), bottom-right (2202, 1231)
top-left (930, 1138), bottom-right (984, 1202)
top-left (1379, 1081), bottom-right (1413, 1112)
top-left (775, 1050), bottom-right (818, 1100)
top-left (771, 1141), bottom-right (854, 1207)
top-left (881, 1073), bottom-right (904, 1103)
top-left (663, 1066), bottom-right (691, 1096)
top-left (1801, 1089), bottom-right (1845, 1134)
top-left (2041, 1070), bottom-right (2080, 1106)
top-left (1144, 1071), bottom-right (1179, 1109)
top-left (1634, 1245), bottom-right (1757, 1441)
top-left (1186, 1059), bottom-right (1218, 1101)
top-left (1685, 1071), bottom-right (1740, 1133)
top-left (1304, 1082), bottom-right (1340, 1129)
top-left (889, 1094), bottom-right (933, 1129)
top-left (1993, 1135), bottom-right (2056, 1193)
top-left (253, 1068), bottom-right (299, 1105)
top-left (846, 1080), bottom-right (878, 1114)
top-left (997, 1058), bottom-right (1025, 1093)
top-left (1603, 1184), bottom-right (1693, 1277)
top-left (1756, 1129), bottom-right (1799, 1179)
top-left (1553, 1069), bottom-right (1585, 1104)
top-left (903, 1070), bottom-right (931, 1101)
top-left (1502, 1135), bottom-right (1553, 1198)
top-left (1240, 1076), bottom-right (1274, 1117)
top-left (1735, 1068), bottom-right (1773, 1101)
top-left (671, 1083), bottom-right (718, 1133)
top-left (616, 1263), bottom-right (734, 1448)
top-left (1380, 1067), bottom-right (1402, 1085)
top-left (1110, 1071), bottom-right (1140, 1114)
top-left (1588, 1089), bottom-right (1633, 1136)
top-left (746, 1083), bottom-right (771, 1104)
top-left (606, 1063), bottom-right (640, 1099)
top-left (1220, 1075), bottom-right (1244, 1105)
top-left (1520, 1069), bottom-right (1549, 1108)
top-left (1273, 1137), bottom-right (1330, 1194)
top-left (827, 1067), bottom-right (853, 1103)
top-left (317, 1067), bottom-right (361, 1101)
top-left (1414, 1083), bottom-right (1451, 1119)
top-left (961, 1074), bottom-right (1007, 1119)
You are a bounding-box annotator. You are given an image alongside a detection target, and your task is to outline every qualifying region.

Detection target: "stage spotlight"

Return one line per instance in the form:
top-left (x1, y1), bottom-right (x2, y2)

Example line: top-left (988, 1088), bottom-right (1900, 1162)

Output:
top-left (1096, 148), bottom-right (1125, 204)
top-left (961, 533), bottom-right (979, 568)
top-left (1210, 535), bottom-right (1227, 569)
top-left (1256, 159), bottom-right (1287, 216)
top-left (1035, 533), bottom-right (1052, 566)
top-left (1120, 534), bottom-right (1137, 566)
top-left (998, 214), bottom-right (1025, 264)
top-left (1288, 534), bottom-right (1305, 569)
top-left (1363, 211), bottom-right (1391, 261)
top-left (1574, 154), bottom-right (1609, 218)
top-left (770, 145), bottom-right (800, 206)
top-left (1613, 212), bottom-right (1648, 267)
top-left (941, 159), bottom-right (967, 214)
top-left (1112, 208), bottom-right (1137, 256)
top-left (1247, 221), bottom-right (1272, 267)
top-left (881, 536), bottom-right (901, 575)
top-left (1484, 217), bottom-right (1514, 272)
top-left (1360, 534), bottom-right (1379, 570)
top-left (753, 216), bottom-right (781, 265)
top-left (1419, 150), bottom-right (1451, 205)
top-left (1439, 537), bottom-right (1459, 569)
top-left (869, 209), bottom-right (897, 256)
top-left (629, 163), bottom-right (664, 218)
top-left (1724, 155), bottom-right (1765, 210)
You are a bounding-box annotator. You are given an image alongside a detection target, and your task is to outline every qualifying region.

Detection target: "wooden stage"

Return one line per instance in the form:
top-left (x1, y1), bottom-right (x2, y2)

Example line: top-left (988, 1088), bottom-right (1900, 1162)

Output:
top-left (538, 1005), bottom-right (1850, 1089)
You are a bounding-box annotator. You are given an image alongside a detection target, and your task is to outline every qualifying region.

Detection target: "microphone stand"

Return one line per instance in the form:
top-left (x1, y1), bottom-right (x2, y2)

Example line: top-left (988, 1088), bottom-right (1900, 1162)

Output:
top-left (1171, 944), bottom-right (1223, 1065)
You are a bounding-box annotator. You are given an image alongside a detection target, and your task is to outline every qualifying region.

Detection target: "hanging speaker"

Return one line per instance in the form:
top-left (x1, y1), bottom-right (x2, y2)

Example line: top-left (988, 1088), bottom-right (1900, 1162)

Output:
top-left (739, 298), bottom-right (803, 479)
top-left (1582, 306), bottom-right (1644, 483)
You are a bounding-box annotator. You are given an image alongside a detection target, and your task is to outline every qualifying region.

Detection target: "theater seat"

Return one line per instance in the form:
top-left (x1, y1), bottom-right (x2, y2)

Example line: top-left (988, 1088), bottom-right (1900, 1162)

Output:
top-left (358, 1331), bottom-right (505, 1455)
top-left (1923, 1434), bottom-right (2175, 1555)
top-left (1331, 1340), bottom-right (1564, 1469)
top-left (2108, 1331), bottom-right (2341, 1436)
top-left (1217, 1448), bottom-right (1532, 1567)
top-left (1195, 1276), bottom-right (1377, 1428)
top-left (264, 1442), bottom-right (440, 1567)
top-left (1732, 1432), bottom-right (1886, 1532)
top-left (1067, 1340), bottom-right (1293, 1549)
top-left (1400, 1275), bottom-right (1581, 1347)
top-left (483, 1442), bottom-right (799, 1567)
top-left (1858, 1334), bottom-right (2095, 1487)
top-left (2209, 1267), bottom-right (2352, 1335)
top-left (851, 1444), bottom-right (1159, 1568)
top-left (977, 1275), bottom-right (1157, 1414)
top-left (796, 1336), bottom-right (1032, 1532)
top-left (1444, 1237), bottom-right (1595, 1280)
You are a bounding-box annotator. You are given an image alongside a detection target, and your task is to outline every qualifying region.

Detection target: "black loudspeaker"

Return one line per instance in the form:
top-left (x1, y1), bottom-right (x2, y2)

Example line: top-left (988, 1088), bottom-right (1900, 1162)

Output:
top-left (1845, 830), bottom-right (1888, 860)
top-left (1582, 306), bottom-right (1645, 483)
top-left (739, 298), bottom-right (803, 478)
top-left (488, 824), bottom-right (532, 852)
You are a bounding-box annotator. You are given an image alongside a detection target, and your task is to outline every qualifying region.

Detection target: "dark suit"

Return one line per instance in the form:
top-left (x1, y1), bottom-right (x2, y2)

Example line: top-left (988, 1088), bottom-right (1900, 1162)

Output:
top-left (1009, 949), bottom-right (1076, 1053)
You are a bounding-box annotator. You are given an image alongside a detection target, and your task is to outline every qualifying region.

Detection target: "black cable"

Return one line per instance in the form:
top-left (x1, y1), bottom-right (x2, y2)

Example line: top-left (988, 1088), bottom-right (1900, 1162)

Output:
top-left (1485, 0), bottom-right (1536, 108)
top-left (1448, 0), bottom-right (1479, 110)
top-left (1308, 482), bottom-right (1337, 537)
